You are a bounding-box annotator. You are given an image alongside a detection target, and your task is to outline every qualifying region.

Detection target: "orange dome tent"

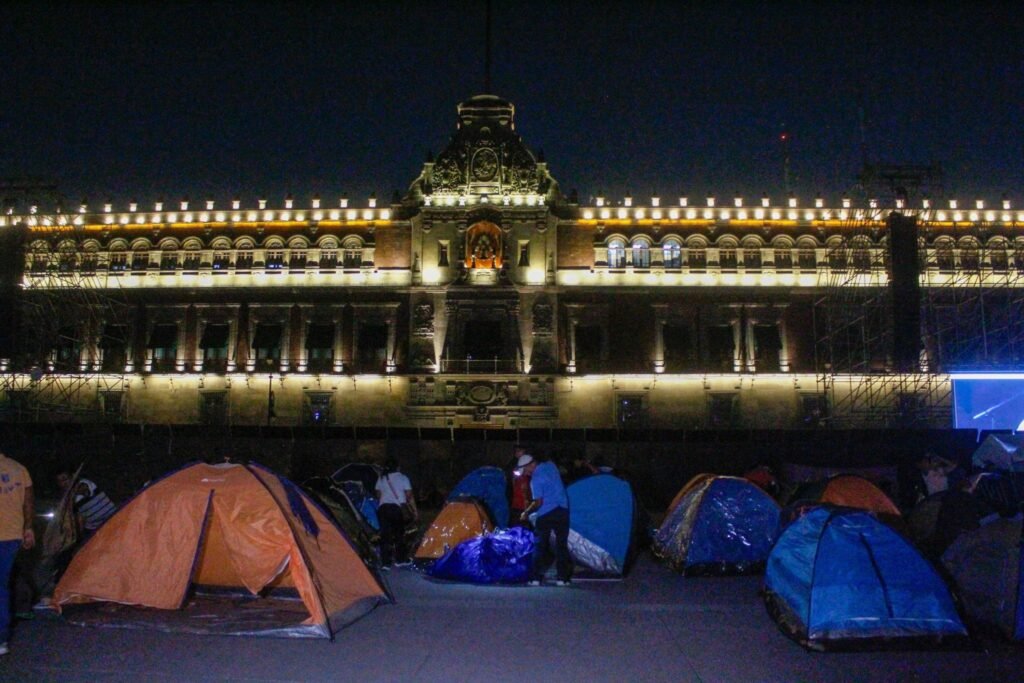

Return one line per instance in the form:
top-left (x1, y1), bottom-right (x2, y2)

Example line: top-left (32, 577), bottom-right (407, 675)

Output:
top-left (414, 497), bottom-right (493, 562)
top-left (54, 462), bottom-right (389, 638)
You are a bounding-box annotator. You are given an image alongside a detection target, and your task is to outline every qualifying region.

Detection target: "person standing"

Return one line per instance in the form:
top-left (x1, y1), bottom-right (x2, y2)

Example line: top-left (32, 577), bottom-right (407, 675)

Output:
top-left (375, 459), bottom-right (417, 568)
top-left (0, 451), bottom-right (35, 656)
top-left (510, 445), bottom-right (534, 527)
top-left (55, 471), bottom-right (116, 536)
top-left (520, 455), bottom-right (572, 586)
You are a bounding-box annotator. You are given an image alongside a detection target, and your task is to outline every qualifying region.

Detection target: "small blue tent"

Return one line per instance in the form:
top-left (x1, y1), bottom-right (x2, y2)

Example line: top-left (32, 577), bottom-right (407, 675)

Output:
top-left (764, 506), bottom-right (967, 650)
top-left (567, 474), bottom-right (636, 576)
top-left (448, 466), bottom-right (509, 528)
top-left (654, 475), bottom-right (780, 575)
top-left (428, 527), bottom-right (535, 584)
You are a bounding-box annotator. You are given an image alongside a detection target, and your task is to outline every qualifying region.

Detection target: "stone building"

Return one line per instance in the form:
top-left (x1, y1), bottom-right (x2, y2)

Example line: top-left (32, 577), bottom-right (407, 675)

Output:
top-left (3, 94), bottom-right (1023, 431)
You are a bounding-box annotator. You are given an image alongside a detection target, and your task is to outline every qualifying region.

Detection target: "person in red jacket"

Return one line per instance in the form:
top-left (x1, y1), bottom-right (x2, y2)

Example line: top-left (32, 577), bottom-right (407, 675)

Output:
top-left (510, 445), bottom-right (533, 528)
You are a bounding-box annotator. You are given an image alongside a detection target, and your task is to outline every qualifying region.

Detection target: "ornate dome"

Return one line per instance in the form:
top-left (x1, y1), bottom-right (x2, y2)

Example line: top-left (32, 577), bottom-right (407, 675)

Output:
top-left (406, 95), bottom-right (560, 204)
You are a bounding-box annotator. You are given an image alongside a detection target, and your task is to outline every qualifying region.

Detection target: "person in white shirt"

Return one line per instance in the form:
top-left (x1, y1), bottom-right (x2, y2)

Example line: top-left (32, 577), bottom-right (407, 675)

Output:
top-left (374, 459), bottom-right (417, 568)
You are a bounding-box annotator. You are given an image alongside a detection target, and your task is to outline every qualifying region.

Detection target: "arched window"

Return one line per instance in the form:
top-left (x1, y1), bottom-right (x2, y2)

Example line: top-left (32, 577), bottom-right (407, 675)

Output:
top-left (632, 240), bottom-right (651, 268)
top-left (342, 236), bottom-right (363, 269)
top-left (662, 240), bottom-right (682, 269)
top-left (608, 239), bottom-right (626, 268)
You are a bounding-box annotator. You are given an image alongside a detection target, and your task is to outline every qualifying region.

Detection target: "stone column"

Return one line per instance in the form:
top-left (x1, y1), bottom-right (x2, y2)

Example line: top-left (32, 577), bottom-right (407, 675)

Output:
top-left (652, 304), bottom-right (668, 373)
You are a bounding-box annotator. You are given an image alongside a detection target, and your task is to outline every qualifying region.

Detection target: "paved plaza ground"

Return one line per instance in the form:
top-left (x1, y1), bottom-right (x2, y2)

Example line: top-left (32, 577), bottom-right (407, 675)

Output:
top-left (2, 554), bottom-right (1022, 682)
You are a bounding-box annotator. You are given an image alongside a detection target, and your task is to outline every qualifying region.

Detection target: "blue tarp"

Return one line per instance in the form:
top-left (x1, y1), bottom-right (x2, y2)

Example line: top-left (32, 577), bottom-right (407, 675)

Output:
top-left (339, 481), bottom-right (380, 531)
top-left (428, 527), bottom-right (535, 584)
top-left (567, 474), bottom-right (635, 575)
top-left (655, 476), bottom-right (780, 575)
top-left (765, 507), bottom-right (967, 647)
top-left (448, 466), bottom-right (509, 528)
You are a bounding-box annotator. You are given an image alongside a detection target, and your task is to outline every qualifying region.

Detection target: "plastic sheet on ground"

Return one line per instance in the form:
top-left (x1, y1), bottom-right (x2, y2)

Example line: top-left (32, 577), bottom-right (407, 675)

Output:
top-left (427, 527), bottom-right (535, 584)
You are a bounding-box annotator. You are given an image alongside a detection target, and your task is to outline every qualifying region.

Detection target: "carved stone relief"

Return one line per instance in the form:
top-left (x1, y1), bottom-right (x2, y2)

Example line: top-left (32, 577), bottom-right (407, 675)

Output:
top-left (412, 303), bottom-right (434, 337)
top-left (532, 302), bottom-right (553, 335)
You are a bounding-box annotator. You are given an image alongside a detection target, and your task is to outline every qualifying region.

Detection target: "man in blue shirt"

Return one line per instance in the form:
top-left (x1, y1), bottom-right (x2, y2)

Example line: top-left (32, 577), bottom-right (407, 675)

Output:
top-left (519, 455), bottom-right (571, 586)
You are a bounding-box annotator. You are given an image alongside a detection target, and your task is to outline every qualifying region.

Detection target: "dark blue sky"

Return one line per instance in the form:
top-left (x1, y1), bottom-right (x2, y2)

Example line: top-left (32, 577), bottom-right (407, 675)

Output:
top-left (1, 1), bottom-right (1021, 206)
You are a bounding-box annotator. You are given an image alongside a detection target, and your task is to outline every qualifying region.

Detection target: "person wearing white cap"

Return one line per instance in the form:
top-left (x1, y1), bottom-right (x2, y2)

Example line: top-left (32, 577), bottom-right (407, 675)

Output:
top-left (519, 453), bottom-right (572, 586)
top-left (510, 445), bottom-right (534, 528)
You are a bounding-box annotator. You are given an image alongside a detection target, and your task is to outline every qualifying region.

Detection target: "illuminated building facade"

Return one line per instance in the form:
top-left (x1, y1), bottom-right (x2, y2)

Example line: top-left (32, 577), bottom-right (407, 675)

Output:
top-left (3, 94), bottom-right (1023, 431)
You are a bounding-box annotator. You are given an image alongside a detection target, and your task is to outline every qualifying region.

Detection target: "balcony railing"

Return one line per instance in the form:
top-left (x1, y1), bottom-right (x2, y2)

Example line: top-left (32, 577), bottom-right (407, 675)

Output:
top-left (438, 358), bottom-right (522, 374)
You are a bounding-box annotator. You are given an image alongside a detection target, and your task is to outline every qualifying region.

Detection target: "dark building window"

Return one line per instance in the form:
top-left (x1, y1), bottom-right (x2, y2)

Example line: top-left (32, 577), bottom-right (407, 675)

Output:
top-left (182, 252), bottom-right (201, 272)
top-left (101, 391), bottom-right (123, 422)
top-left (200, 324), bottom-right (230, 372)
top-left (743, 248), bottom-right (762, 271)
top-left (707, 325), bottom-right (735, 371)
top-left (827, 247), bottom-right (847, 270)
top-left (687, 247), bottom-right (706, 272)
top-left (356, 323), bottom-right (388, 372)
top-left (708, 393), bottom-right (736, 428)
top-left (289, 251), bottom-right (307, 271)
top-left (438, 242), bottom-right (449, 268)
top-left (131, 252), bottom-right (150, 272)
top-left (990, 248), bottom-right (1009, 272)
top-left (852, 247), bottom-right (872, 272)
top-left (617, 394), bottom-right (648, 429)
top-left (235, 251), bottom-right (254, 270)
top-left (798, 248), bottom-right (816, 270)
top-left (774, 248), bottom-right (792, 272)
top-left (343, 248), bottom-right (363, 269)
top-left (960, 247), bottom-right (980, 271)
top-left (200, 392), bottom-right (227, 425)
top-left (575, 325), bottom-right (603, 373)
top-left (663, 323), bottom-right (695, 371)
top-left (719, 248), bottom-right (737, 271)
top-left (212, 251), bottom-right (230, 271)
top-left (266, 251), bottom-right (285, 270)
top-left (160, 253), bottom-right (178, 272)
top-left (305, 323), bottom-right (335, 372)
top-left (801, 394), bottom-right (828, 427)
top-left (58, 255), bottom-right (76, 273)
top-left (1012, 246), bottom-right (1024, 272)
top-left (319, 250), bottom-right (338, 271)
top-left (252, 324), bottom-right (282, 369)
top-left (518, 241), bottom-right (530, 267)
top-left (936, 245), bottom-right (955, 272)
top-left (54, 326), bottom-right (80, 371)
top-left (753, 324), bottom-right (782, 372)
top-left (99, 324), bottom-right (129, 372)
top-left (148, 323), bottom-right (178, 372)
top-left (31, 256), bottom-right (48, 274)
top-left (305, 392), bottom-right (332, 425)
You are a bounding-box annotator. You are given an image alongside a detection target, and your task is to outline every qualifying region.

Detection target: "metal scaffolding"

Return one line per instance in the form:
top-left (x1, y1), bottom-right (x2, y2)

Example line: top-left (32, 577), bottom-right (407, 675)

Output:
top-left (814, 205), bottom-right (1024, 427)
top-left (1, 187), bottom-right (131, 421)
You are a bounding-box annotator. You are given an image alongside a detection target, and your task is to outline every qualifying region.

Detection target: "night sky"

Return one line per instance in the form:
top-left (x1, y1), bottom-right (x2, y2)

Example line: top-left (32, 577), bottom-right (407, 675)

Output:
top-left (1, 1), bottom-right (1021, 207)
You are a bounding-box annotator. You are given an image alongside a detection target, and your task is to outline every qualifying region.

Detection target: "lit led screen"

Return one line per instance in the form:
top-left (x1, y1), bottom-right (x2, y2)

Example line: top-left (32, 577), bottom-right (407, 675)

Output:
top-left (952, 375), bottom-right (1024, 431)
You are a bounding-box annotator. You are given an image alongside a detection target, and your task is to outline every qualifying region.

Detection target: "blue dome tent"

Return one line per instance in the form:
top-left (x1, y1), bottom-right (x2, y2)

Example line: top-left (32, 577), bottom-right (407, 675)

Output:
top-left (654, 475), bottom-right (780, 575)
top-left (567, 473), bottom-right (637, 576)
top-left (764, 506), bottom-right (967, 650)
top-left (448, 466), bottom-right (509, 528)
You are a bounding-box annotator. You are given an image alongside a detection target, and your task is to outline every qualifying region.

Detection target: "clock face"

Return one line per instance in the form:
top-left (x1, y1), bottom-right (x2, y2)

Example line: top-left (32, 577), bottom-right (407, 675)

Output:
top-left (472, 148), bottom-right (498, 181)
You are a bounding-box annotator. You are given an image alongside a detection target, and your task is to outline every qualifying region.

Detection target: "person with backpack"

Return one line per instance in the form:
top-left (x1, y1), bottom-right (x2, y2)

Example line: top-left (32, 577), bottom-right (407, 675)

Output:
top-left (374, 459), bottom-right (417, 569)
